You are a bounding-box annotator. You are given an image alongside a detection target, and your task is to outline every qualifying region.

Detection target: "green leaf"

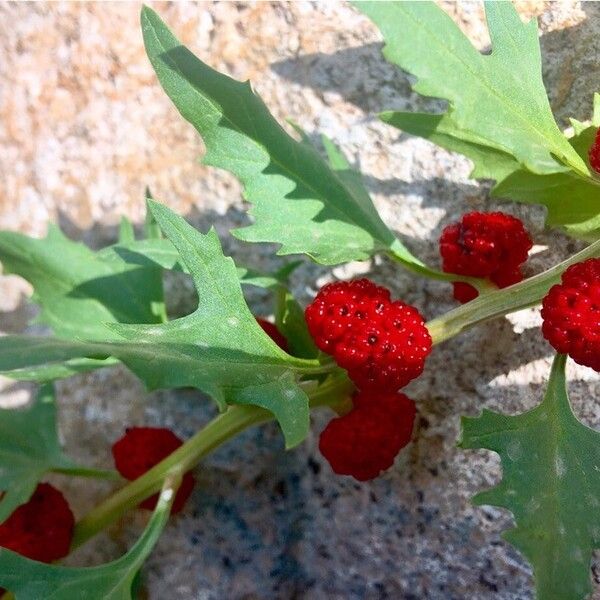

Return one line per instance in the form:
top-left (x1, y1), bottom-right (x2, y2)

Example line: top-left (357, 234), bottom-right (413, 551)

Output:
top-left (118, 217), bottom-right (135, 244)
top-left (0, 204), bottom-right (321, 448)
top-left (381, 108), bottom-right (600, 240)
top-left (380, 111), bottom-right (520, 183)
top-left (291, 125), bottom-right (478, 283)
top-left (493, 124), bottom-right (600, 240)
top-left (368, 2), bottom-right (600, 240)
top-left (98, 238), bottom-right (187, 273)
top-left (275, 287), bottom-right (319, 359)
top-left (356, 0), bottom-right (588, 176)
top-left (233, 373), bottom-right (309, 448)
top-left (0, 358), bottom-right (119, 383)
top-left (318, 133), bottom-right (447, 276)
top-left (0, 201), bottom-right (168, 379)
top-left (110, 224), bottom-right (310, 357)
top-left (0, 384), bottom-right (111, 523)
top-left (0, 477), bottom-right (177, 599)
top-left (0, 225), bottom-right (164, 342)
top-left (460, 354), bottom-right (600, 600)
top-left (0, 337), bottom-right (111, 371)
top-left (100, 238), bottom-right (300, 290)
top-left (141, 6), bottom-right (397, 266)
top-left (108, 200), bottom-right (313, 446)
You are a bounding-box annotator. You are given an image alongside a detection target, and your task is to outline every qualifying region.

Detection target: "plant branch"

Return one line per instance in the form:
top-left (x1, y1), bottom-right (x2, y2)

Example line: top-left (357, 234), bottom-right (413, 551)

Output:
top-left (71, 373), bottom-right (352, 549)
top-left (70, 240), bottom-right (599, 550)
top-left (427, 239), bottom-right (600, 344)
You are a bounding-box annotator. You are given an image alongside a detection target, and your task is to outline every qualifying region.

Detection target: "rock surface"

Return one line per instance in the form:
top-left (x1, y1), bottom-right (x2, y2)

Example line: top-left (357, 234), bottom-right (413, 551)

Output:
top-left (0, 1), bottom-right (599, 599)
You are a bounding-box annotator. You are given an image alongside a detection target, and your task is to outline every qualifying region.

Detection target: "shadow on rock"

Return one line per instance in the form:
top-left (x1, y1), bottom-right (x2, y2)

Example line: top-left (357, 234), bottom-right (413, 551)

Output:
top-left (272, 6), bottom-right (600, 124)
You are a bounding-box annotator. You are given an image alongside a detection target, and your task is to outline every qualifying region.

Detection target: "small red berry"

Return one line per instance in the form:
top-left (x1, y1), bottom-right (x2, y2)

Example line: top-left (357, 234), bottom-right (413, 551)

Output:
top-left (319, 390), bottom-right (416, 481)
top-left (439, 211), bottom-right (533, 303)
top-left (112, 427), bottom-right (195, 513)
top-left (588, 128), bottom-right (600, 173)
top-left (0, 483), bottom-right (74, 562)
top-left (541, 258), bottom-right (600, 372)
top-left (451, 281), bottom-right (479, 304)
top-left (256, 317), bottom-right (288, 352)
top-left (305, 279), bottom-right (431, 391)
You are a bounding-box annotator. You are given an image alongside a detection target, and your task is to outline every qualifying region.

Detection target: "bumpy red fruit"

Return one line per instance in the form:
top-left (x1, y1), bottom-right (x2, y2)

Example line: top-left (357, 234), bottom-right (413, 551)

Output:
top-left (0, 483), bottom-right (74, 562)
top-left (439, 211), bottom-right (533, 303)
top-left (588, 128), bottom-right (600, 173)
top-left (541, 258), bottom-right (600, 372)
top-left (256, 317), bottom-right (288, 352)
top-left (112, 427), bottom-right (195, 513)
top-left (305, 279), bottom-right (431, 391)
top-left (319, 391), bottom-right (416, 481)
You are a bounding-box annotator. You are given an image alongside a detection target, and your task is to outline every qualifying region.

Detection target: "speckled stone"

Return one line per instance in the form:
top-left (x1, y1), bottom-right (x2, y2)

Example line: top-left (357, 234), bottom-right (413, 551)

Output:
top-left (0, 2), bottom-right (599, 599)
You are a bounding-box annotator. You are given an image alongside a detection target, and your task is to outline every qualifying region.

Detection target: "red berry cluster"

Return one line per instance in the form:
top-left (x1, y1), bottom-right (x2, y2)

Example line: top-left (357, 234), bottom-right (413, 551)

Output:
top-left (541, 258), bottom-right (600, 372)
top-left (0, 483), bottom-right (74, 563)
top-left (439, 211), bottom-right (533, 303)
top-left (305, 279), bottom-right (429, 480)
top-left (112, 427), bottom-right (196, 514)
top-left (305, 279), bottom-right (432, 391)
top-left (319, 390), bottom-right (416, 481)
top-left (589, 128), bottom-right (600, 173)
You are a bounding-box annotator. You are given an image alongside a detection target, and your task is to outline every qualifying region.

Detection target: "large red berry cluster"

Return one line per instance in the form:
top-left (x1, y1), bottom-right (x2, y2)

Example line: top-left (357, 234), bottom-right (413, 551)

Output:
top-left (439, 211), bottom-right (533, 303)
top-left (319, 390), bottom-right (416, 481)
top-left (305, 279), bottom-right (428, 480)
top-left (112, 427), bottom-right (196, 513)
top-left (0, 483), bottom-right (74, 563)
top-left (589, 128), bottom-right (600, 173)
top-left (541, 258), bottom-right (600, 372)
top-left (305, 279), bottom-right (432, 391)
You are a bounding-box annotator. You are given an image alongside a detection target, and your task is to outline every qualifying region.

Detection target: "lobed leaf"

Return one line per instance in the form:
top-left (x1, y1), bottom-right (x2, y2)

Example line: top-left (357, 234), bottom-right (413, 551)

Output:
top-left (293, 124), bottom-right (469, 281)
top-left (493, 123), bottom-right (600, 240)
top-left (0, 224), bottom-right (164, 342)
top-left (141, 12), bottom-right (487, 283)
top-left (0, 208), bottom-right (298, 383)
top-left (382, 107), bottom-right (600, 240)
top-left (365, 1), bottom-right (600, 240)
top-left (460, 354), bottom-right (600, 600)
top-left (141, 6), bottom-right (396, 266)
top-left (356, 1), bottom-right (587, 176)
top-left (0, 203), bottom-right (324, 448)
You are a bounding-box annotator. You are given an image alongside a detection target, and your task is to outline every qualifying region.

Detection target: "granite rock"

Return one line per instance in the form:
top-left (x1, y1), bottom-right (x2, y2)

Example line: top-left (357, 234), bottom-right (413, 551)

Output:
top-left (0, 1), bottom-right (599, 599)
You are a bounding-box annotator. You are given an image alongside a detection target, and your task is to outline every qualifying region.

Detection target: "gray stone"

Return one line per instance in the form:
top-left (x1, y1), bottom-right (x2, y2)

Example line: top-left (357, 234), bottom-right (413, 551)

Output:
top-left (0, 2), bottom-right (599, 598)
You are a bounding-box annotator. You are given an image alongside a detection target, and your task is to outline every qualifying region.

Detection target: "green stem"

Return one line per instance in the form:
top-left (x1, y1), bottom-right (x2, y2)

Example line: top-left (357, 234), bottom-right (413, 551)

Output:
top-left (52, 467), bottom-right (121, 480)
top-left (71, 405), bottom-right (269, 549)
top-left (72, 373), bottom-right (351, 549)
top-left (300, 356), bottom-right (337, 374)
top-left (387, 240), bottom-right (496, 293)
top-left (427, 239), bottom-right (600, 344)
